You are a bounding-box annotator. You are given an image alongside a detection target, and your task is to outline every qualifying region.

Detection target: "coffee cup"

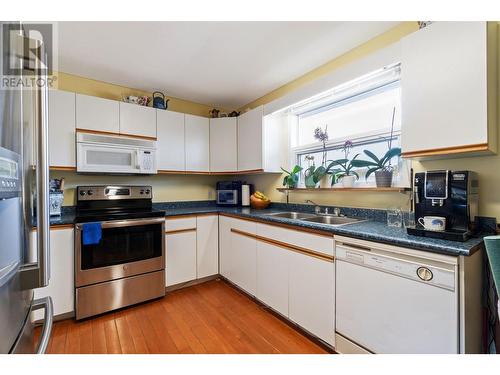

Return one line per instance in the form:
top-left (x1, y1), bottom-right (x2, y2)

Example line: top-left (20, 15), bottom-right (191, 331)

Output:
top-left (418, 216), bottom-right (446, 231)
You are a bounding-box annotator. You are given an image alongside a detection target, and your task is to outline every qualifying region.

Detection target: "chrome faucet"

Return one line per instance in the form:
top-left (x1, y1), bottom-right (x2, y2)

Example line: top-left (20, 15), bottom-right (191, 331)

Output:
top-left (305, 200), bottom-right (341, 216)
top-left (305, 199), bottom-right (323, 214)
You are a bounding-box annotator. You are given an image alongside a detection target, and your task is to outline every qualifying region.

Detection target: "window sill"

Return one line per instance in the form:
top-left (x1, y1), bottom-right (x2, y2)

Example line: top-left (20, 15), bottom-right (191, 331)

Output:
top-left (276, 187), bottom-right (410, 193)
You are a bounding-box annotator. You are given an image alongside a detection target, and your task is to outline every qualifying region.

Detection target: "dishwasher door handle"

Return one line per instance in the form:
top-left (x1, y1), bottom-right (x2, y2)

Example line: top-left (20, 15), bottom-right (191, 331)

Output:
top-left (32, 297), bottom-right (54, 354)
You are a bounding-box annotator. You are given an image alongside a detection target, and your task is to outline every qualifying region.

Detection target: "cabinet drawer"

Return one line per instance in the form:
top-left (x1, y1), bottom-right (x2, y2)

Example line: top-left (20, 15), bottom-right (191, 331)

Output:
top-left (227, 216), bottom-right (257, 234)
top-left (256, 223), bottom-right (333, 257)
top-left (165, 217), bottom-right (197, 232)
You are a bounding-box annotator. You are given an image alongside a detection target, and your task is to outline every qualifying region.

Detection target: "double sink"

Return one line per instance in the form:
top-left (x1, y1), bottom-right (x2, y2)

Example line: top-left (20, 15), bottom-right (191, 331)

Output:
top-left (264, 211), bottom-right (365, 226)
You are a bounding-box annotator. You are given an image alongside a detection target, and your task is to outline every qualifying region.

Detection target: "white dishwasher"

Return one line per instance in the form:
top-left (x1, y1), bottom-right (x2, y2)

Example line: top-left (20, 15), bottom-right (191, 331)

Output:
top-left (335, 241), bottom-right (459, 354)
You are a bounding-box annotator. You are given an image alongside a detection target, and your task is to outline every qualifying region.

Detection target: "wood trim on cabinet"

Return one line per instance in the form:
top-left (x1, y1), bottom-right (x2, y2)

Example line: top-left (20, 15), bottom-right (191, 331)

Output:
top-left (401, 143), bottom-right (490, 158)
top-left (32, 224), bottom-right (74, 232)
top-left (219, 212), bottom-right (333, 238)
top-left (230, 228), bottom-right (334, 263)
top-left (49, 166), bottom-right (77, 171)
top-left (165, 228), bottom-right (197, 235)
top-left (76, 128), bottom-right (157, 141)
top-left (158, 169), bottom-right (265, 175)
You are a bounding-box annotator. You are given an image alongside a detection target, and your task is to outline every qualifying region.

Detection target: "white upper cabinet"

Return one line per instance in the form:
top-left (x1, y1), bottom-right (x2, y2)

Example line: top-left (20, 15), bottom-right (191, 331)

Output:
top-left (185, 114), bottom-right (210, 172)
top-left (210, 117), bottom-right (237, 172)
top-left (119, 101), bottom-right (157, 138)
top-left (238, 106), bottom-right (288, 172)
top-left (401, 22), bottom-right (498, 158)
top-left (156, 110), bottom-right (185, 171)
top-left (238, 106), bottom-right (263, 171)
top-left (49, 90), bottom-right (76, 168)
top-left (75, 93), bottom-right (120, 133)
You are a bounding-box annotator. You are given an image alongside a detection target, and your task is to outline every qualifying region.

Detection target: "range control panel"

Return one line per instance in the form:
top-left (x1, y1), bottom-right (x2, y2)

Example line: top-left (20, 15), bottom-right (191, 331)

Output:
top-left (77, 185), bottom-right (153, 201)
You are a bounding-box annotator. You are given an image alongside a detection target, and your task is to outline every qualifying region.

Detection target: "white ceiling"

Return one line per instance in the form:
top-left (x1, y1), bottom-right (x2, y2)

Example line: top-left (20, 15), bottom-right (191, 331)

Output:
top-left (57, 22), bottom-right (398, 109)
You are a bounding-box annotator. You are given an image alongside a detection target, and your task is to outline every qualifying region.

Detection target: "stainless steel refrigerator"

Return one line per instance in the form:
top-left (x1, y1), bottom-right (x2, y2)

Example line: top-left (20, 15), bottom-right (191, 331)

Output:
top-left (0, 21), bottom-right (53, 354)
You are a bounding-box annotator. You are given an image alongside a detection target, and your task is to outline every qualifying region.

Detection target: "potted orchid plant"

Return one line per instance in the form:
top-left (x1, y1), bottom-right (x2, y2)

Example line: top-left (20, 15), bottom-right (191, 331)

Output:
top-left (303, 125), bottom-right (329, 188)
top-left (326, 140), bottom-right (367, 188)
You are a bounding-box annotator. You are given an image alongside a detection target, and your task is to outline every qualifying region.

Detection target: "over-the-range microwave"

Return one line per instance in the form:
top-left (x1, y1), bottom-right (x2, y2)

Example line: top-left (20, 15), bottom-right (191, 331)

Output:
top-left (76, 132), bottom-right (157, 174)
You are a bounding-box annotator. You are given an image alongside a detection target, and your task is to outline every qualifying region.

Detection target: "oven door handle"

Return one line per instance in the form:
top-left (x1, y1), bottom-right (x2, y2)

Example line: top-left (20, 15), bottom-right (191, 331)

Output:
top-left (75, 217), bottom-right (165, 230)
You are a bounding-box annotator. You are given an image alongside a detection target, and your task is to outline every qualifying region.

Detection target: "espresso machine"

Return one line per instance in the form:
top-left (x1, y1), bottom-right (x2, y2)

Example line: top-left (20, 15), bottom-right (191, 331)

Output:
top-left (407, 170), bottom-right (479, 241)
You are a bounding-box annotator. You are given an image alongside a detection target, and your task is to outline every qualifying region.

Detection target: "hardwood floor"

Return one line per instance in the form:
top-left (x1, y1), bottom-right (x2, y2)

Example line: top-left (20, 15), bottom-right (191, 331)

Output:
top-left (37, 279), bottom-right (330, 354)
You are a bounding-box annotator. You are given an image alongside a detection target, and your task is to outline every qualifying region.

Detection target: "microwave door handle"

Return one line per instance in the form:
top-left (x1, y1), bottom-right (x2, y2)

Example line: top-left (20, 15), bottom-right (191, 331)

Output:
top-left (20, 41), bottom-right (51, 289)
top-left (135, 150), bottom-right (141, 170)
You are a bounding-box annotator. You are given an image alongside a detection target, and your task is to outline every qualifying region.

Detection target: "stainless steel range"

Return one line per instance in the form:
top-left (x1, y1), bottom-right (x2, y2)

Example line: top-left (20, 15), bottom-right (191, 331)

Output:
top-left (74, 185), bottom-right (165, 320)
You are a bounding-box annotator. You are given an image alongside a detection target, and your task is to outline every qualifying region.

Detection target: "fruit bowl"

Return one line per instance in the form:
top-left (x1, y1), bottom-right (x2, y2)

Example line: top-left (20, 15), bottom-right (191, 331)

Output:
top-left (250, 195), bottom-right (271, 209)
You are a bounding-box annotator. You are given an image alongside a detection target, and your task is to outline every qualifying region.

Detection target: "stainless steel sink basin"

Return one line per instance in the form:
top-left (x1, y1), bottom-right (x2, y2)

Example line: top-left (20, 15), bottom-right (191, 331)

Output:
top-left (301, 216), bottom-right (365, 226)
top-left (265, 212), bottom-right (317, 220)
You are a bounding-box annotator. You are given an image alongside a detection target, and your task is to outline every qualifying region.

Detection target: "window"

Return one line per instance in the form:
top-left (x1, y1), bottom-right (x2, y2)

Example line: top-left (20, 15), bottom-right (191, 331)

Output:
top-left (280, 63), bottom-right (409, 187)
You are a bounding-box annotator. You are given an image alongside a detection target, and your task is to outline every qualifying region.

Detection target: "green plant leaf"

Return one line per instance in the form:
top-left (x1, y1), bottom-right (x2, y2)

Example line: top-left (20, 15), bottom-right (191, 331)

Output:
top-left (351, 159), bottom-right (378, 168)
top-left (363, 150), bottom-right (381, 164)
top-left (380, 147), bottom-right (401, 166)
top-left (365, 167), bottom-right (380, 179)
top-left (291, 165), bottom-right (303, 174)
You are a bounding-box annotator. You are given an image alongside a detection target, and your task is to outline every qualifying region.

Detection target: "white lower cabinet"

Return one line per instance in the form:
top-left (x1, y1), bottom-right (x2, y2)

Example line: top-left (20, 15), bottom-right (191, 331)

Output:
top-left (32, 228), bottom-right (74, 321)
top-left (196, 215), bottom-right (219, 278)
top-left (219, 216), bottom-right (257, 296)
top-left (166, 215), bottom-right (219, 287)
top-left (165, 217), bottom-right (197, 287)
top-left (289, 251), bottom-right (335, 346)
top-left (220, 217), bottom-right (335, 346)
top-left (256, 240), bottom-right (289, 317)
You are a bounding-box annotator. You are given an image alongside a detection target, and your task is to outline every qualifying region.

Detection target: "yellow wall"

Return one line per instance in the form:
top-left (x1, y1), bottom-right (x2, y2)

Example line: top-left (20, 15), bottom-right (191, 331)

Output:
top-left (242, 21), bottom-right (500, 221)
top-left (55, 72), bottom-right (222, 117)
top-left (52, 170), bottom-right (220, 206)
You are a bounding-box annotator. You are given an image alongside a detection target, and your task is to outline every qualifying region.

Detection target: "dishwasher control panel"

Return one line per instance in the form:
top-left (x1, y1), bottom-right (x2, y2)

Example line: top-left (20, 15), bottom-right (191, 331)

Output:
top-left (336, 245), bottom-right (455, 291)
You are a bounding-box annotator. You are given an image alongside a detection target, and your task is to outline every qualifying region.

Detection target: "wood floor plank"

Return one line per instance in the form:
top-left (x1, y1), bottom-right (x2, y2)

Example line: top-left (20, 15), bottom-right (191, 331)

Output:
top-left (79, 319), bottom-right (93, 354)
top-left (124, 309), bottom-right (149, 354)
top-left (37, 279), bottom-right (329, 354)
top-left (91, 316), bottom-right (108, 354)
top-left (115, 311), bottom-right (137, 354)
top-left (103, 314), bottom-right (122, 354)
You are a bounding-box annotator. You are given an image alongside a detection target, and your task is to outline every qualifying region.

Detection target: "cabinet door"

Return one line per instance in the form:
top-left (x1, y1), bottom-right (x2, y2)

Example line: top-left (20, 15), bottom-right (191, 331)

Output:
top-left (49, 90), bottom-right (76, 168)
top-left (196, 215), bottom-right (219, 278)
top-left (227, 218), bottom-right (257, 296)
top-left (218, 216), bottom-right (232, 278)
top-left (185, 114), bottom-right (209, 172)
top-left (165, 230), bottom-right (197, 286)
top-left (157, 110), bottom-right (185, 171)
top-left (210, 117), bottom-right (237, 172)
top-left (256, 241), bottom-right (288, 316)
top-left (238, 106), bottom-right (263, 171)
top-left (289, 251), bottom-right (335, 345)
top-left (33, 229), bottom-right (74, 321)
top-left (75, 94), bottom-right (119, 133)
top-left (401, 22), bottom-right (492, 157)
top-left (119, 102), bottom-right (157, 138)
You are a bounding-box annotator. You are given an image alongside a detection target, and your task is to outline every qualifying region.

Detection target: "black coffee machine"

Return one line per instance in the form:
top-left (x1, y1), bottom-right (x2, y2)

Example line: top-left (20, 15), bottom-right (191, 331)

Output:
top-left (407, 170), bottom-right (479, 241)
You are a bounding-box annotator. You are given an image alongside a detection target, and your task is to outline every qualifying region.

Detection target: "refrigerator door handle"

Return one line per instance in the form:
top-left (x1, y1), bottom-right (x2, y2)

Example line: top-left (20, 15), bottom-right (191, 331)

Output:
top-left (20, 39), bottom-right (51, 289)
top-left (32, 297), bottom-right (53, 354)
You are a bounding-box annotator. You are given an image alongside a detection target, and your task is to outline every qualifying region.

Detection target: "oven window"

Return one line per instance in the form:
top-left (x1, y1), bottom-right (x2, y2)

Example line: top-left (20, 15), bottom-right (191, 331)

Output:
top-left (80, 223), bottom-right (162, 270)
top-left (86, 150), bottom-right (132, 166)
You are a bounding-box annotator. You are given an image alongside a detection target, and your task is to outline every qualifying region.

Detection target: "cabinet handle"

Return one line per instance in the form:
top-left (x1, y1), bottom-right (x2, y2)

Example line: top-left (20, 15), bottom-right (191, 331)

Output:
top-left (230, 228), bottom-right (334, 263)
top-left (165, 228), bottom-right (197, 235)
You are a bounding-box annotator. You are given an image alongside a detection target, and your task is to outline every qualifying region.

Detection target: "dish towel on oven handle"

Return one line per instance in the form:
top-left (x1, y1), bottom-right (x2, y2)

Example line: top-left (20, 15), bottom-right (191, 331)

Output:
top-left (82, 222), bottom-right (102, 245)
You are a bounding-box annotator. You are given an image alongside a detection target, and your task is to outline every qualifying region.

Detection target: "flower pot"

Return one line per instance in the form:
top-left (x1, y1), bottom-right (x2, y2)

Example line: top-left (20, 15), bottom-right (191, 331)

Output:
top-left (319, 174), bottom-right (331, 188)
top-left (375, 170), bottom-right (393, 187)
top-left (341, 175), bottom-right (356, 188)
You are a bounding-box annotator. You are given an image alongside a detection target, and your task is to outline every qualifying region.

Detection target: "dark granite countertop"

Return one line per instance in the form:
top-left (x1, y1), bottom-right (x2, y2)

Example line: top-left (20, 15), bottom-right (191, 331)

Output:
top-left (48, 201), bottom-right (488, 257)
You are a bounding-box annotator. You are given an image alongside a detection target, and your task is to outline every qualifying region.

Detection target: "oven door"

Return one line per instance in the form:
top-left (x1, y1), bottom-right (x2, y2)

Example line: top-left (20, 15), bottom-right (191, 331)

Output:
top-left (75, 217), bottom-right (165, 287)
